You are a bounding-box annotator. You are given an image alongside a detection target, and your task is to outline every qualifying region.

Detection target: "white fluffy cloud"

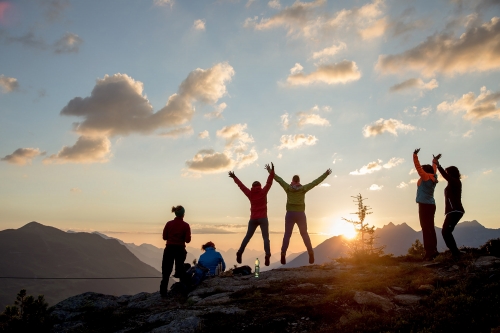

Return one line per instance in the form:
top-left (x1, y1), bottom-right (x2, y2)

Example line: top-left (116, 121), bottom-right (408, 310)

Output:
top-left (389, 78), bottom-right (438, 93)
top-left (377, 17), bottom-right (500, 76)
top-left (185, 149), bottom-right (235, 173)
top-left (437, 86), bottom-right (500, 121)
top-left (287, 60), bottom-right (361, 85)
top-left (0, 75), bottom-right (19, 93)
top-left (60, 63), bottom-right (234, 137)
top-left (44, 136), bottom-right (111, 164)
top-left (193, 19), bottom-right (206, 31)
top-left (204, 103), bottom-right (226, 120)
top-left (311, 42), bottom-right (346, 61)
top-left (216, 123), bottom-right (254, 149)
top-left (350, 157), bottom-right (403, 175)
top-left (363, 118), bottom-right (416, 137)
top-left (278, 134), bottom-right (318, 150)
top-left (297, 112), bottom-right (330, 127)
top-left (1, 148), bottom-right (44, 165)
top-left (360, 17), bottom-right (387, 39)
top-left (268, 0), bottom-right (281, 9)
top-left (383, 157), bottom-right (404, 169)
top-left (159, 126), bottom-right (193, 138)
top-left (54, 33), bottom-right (83, 54)
top-left (369, 184), bottom-right (383, 191)
top-left (198, 130), bottom-right (209, 139)
top-left (281, 113), bottom-right (290, 130)
top-left (397, 182), bottom-right (408, 189)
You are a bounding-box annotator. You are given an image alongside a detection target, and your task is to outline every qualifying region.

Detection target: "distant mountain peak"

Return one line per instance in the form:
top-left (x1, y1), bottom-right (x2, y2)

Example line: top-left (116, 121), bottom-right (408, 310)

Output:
top-left (457, 220), bottom-right (484, 229)
top-left (20, 221), bottom-right (44, 228)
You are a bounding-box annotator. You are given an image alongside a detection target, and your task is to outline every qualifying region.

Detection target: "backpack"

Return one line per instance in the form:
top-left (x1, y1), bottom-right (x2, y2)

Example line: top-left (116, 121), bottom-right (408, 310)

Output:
top-left (232, 265), bottom-right (252, 276)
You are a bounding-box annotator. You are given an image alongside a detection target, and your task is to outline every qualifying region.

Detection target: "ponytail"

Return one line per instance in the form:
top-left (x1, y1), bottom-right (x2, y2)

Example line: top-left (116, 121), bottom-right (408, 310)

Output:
top-left (171, 205), bottom-right (185, 217)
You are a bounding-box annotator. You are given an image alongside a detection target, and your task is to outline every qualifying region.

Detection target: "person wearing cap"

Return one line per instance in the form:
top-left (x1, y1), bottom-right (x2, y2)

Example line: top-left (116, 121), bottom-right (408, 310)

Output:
top-left (160, 205), bottom-right (191, 297)
top-left (228, 162), bottom-right (275, 266)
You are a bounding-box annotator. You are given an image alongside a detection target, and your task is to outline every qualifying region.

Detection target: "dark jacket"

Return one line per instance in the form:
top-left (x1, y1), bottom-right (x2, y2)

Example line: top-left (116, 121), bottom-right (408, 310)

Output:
top-left (232, 171), bottom-right (274, 219)
top-left (437, 165), bottom-right (465, 214)
top-left (162, 217), bottom-right (191, 247)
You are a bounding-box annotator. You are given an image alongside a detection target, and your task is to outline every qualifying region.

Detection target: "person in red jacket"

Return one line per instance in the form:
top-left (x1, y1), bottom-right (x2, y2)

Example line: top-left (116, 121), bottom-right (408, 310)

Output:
top-left (160, 205), bottom-right (191, 297)
top-left (229, 162), bottom-right (275, 266)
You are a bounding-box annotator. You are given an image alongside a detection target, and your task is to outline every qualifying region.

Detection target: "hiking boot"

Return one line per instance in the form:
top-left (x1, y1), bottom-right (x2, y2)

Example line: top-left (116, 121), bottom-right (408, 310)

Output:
top-left (265, 254), bottom-right (271, 266)
top-left (308, 251), bottom-right (315, 264)
top-left (236, 251), bottom-right (242, 264)
top-left (280, 252), bottom-right (286, 265)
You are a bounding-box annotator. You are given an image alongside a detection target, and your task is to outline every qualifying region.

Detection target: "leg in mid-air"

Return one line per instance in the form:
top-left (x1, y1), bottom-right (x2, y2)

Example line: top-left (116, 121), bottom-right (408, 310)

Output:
top-left (280, 212), bottom-right (296, 265)
top-left (295, 212), bottom-right (314, 264)
top-left (236, 220), bottom-right (259, 264)
top-left (258, 218), bottom-right (271, 266)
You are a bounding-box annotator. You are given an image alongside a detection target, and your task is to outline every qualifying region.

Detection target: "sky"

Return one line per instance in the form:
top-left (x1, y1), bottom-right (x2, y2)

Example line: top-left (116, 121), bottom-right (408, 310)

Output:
top-left (1, 0), bottom-right (499, 254)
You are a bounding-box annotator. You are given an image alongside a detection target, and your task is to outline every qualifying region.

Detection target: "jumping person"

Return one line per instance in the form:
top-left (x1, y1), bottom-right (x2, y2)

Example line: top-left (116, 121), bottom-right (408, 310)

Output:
top-left (160, 205), bottom-right (191, 297)
top-left (413, 149), bottom-right (439, 261)
top-left (229, 163), bottom-right (275, 266)
top-left (433, 154), bottom-right (465, 258)
top-left (198, 241), bottom-right (226, 276)
top-left (268, 165), bottom-right (332, 265)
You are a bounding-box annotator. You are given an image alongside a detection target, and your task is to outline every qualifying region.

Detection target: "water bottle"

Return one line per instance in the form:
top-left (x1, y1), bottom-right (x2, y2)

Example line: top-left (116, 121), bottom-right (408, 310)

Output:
top-left (254, 258), bottom-right (260, 278)
top-left (215, 263), bottom-right (220, 276)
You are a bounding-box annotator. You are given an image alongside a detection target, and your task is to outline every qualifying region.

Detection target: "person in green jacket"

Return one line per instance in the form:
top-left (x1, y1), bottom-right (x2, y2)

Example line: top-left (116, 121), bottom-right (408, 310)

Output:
top-left (266, 165), bottom-right (332, 265)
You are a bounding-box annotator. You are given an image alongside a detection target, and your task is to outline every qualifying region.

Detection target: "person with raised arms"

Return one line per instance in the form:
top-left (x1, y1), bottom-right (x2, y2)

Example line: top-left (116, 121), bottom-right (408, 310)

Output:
top-left (433, 154), bottom-right (465, 258)
top-left (267, 165), bottom-right (332, 265)
top-left (229, 162), bottom-right (275, 266)
top-left (413, 149), bottom-right (439, 261)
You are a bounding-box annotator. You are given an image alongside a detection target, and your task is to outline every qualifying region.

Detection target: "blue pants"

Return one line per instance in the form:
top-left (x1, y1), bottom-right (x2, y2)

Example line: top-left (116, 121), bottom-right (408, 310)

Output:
top-left (238, 218), bottom-right (271, 256)
top-left (281, 211), bottom-right (313, 254)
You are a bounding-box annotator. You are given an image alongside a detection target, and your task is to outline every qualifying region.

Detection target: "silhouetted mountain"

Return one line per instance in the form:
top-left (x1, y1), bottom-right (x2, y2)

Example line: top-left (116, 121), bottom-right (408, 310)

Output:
top-left (0, 222), bottom-right (169, 308)
top-left (286, 220), bottom-right (500, 267)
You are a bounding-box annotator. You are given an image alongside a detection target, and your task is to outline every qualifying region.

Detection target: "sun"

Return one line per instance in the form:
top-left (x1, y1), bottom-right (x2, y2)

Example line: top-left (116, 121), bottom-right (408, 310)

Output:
top-left (329, 219), bottom-right (357, 239)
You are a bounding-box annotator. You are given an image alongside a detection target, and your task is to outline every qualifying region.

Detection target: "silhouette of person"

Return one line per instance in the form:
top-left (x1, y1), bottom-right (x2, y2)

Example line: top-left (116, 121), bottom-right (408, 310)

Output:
top-left (433, 154), bottom-right (465, 258)
top-left (160, 205), bottom-right (191, 297)
top-left (198, 241), bottom-right (226, 276)
top-left (229, 163), bottom-right (275, 266)
top-left (269, 165), bottom-right (332, 265)
top-left (413, 149), bottom-right (439, 261)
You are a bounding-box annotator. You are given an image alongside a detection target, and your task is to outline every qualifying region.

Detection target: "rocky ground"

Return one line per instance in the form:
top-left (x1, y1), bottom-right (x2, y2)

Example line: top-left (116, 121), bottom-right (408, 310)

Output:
top-left (49, 254), bottom-right (500, 333)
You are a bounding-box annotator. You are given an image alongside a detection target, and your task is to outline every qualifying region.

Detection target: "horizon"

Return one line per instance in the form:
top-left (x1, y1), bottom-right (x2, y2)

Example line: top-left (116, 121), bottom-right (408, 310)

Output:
top-left (1, 1), bottom-right (500, 249)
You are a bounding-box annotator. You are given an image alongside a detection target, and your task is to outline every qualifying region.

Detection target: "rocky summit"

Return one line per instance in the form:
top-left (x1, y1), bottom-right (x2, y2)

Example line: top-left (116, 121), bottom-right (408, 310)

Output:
top-left (48, 253), bottom-right (500, 333)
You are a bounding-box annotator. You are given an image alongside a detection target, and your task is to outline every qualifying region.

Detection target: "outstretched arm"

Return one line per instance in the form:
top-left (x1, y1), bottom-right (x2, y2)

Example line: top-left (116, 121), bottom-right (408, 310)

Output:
top-left (413, 149), bottom-right (431, 180)
top-left (273, 174), bottom-right (290, 191)
top-left (302, 169), bottom-right (332, 192)
top-left (229, 171), bottom-right (251, 197)
top-left (433, 155), bottom-right (451, 181)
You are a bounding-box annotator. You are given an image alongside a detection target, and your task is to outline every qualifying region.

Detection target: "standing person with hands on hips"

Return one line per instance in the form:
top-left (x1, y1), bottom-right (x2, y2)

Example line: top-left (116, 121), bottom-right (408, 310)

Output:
top-left (268, 165), bottom-right (332, 265)
top-left (433, 154), bottom-right (465, 258)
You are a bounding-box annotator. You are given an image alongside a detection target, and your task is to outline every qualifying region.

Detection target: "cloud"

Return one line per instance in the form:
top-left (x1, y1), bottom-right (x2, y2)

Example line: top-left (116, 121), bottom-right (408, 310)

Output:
top-left (290, 63), bottom-right (304, 75)
top-left (437, 86), bottom-right (500, 121)
top-left (409, 178), bottom-right (418, 184)
top-left (246, 0), bottom-right (256, 8)
top-left (463, 129), bottom-right (474, 137)
top-left (40, 0), bottom-right (69, 22)
top-left (268, 0), bottom-right (281, 9)
top-left (191, 228), bottom-right (236, 234)
top-left (369, 184), bottom-right (383, 191)
top-left (286, 60), bottom-right (361, 85)
top-left (350, 159), bottom-right (382, 175)
top-left (311, 42), bottom-right (346, 60)
top-left (281, 113), bottom-right (290, 130)
top-left (53, 33), bottom-right (83, 54)
top-left (319, 183), bottom-right (331, 187)
top-left (204, 102), bottom-right (226, 119)
top-left (389, 78), bottom-right (438, 93)
top-left (377, 17), bottom-right (500, 76)
top-left (216, 123), bottom-right (254, 148)
top-left (193, 19), bottom-right (206, 31)
top-left (70, 187), bottom-right (82, 193)
top-left (483, 169), bottom-right (492, 175)
top-left (199, 130), bottom-right (209, 139)
top-left (1, 148), bottom-right (44, 165)
top-left (236, 148), bottom-right (259, 169)
top-left (0, 75), bottom-right (19, 93)
top-left (409, 169), bottom-right (416, 175)
top-left (60, 63), bottom-right (234, 137)
top-left (397, 182), bottom-right (408, 189)
top-left (278, 134), bottom-right (318, 149)
top-left (296, 112), bottom-right (330, 127)
top-left (383, 157), bottom-right (404, 169)
top-left (363, 118), bottom-right (416, 137)
top-left (277, 153), bottom-right (283, 159)
top-left (154, 0), bottom-right (174, 7)
top-left (185, 149), bottom-right (236, 173)
top-left (359, 17), bottom-right (387, 39)
top-left (44, 136), bottom-right (111, 164)
top-left (159, 126), bottom-right (193, 138)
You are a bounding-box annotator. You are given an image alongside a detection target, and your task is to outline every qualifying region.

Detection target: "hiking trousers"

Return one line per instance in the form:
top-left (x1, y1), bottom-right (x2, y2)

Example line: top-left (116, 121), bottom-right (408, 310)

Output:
top-left (281, 211), bottom-right (313, 254)
top-left (442, 212), bottom-right (464, 256)
top-left (418, 203), bottom-right (437, 256)
top-left (160, 244), bottom-right (187, 295)
top-left (238, 218), bottom-right (271, 256)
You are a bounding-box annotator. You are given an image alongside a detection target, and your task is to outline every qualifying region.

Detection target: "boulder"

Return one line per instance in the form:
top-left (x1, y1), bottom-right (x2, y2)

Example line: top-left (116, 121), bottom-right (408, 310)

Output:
top-left (353, 291), bottom-right (395, 312)
top-left (394, 294), bottom-right (421, 305)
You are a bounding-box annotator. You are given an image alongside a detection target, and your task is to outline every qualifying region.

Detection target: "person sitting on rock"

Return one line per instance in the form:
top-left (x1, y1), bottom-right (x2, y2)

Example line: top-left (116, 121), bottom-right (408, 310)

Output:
top-left (198, 241), bottom-right (226, 276)
top-left (160, 205), bottom-right (191, 297)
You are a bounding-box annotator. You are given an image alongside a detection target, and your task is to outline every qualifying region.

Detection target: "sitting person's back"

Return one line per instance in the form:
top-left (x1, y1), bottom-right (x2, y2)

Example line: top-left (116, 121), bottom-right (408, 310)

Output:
top-left (198, 241), bottom-right (225, 275)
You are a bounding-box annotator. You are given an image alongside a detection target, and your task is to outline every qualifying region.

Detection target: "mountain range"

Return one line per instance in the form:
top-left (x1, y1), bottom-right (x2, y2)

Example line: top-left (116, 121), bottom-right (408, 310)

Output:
top-left (0, 222), bottom-right (170, 309)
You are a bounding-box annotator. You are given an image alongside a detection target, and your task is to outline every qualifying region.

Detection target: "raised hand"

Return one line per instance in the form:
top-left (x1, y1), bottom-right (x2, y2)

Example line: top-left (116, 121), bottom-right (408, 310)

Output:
top-left (228, 171), bottom-right (236, 178)
top-left (265, 163), bottom-right (274, 173)
top-left (414, 148), bottom-right (420, 155)
top-left (325, 168), bottom-right (332, 175)
top-left (433, 154), bottom-right (442, 165)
